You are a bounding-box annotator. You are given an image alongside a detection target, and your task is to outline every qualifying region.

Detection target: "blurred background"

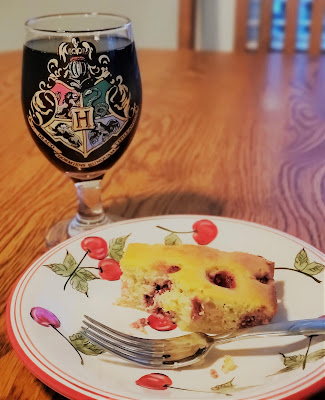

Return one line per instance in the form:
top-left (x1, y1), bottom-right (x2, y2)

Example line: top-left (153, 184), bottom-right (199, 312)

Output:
top-left (0, 0), bottom-right (234, 51)
top-left (1, 0), bottom-right (325, 54)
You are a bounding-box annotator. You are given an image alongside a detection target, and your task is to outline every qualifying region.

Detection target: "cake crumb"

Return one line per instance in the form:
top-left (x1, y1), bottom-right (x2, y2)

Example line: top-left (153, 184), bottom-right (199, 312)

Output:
top-left (130, 318), bottom-right (148, 333)
top-left (210, 368), bottom-right (219, 378)
top-left (221, 355), bottom-right (237, 373)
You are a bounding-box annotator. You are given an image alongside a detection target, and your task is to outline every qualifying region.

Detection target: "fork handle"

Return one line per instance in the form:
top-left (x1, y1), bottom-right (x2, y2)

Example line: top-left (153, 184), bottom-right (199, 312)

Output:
top-left (213, 318), bottom-right (325, 343)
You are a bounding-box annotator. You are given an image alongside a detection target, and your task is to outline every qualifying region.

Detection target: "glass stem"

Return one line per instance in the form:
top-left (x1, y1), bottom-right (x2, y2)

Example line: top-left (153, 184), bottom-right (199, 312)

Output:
top-left (75, 180), bottom-right (107, 224)
top-left (68, 180), bottom-right (109, 237)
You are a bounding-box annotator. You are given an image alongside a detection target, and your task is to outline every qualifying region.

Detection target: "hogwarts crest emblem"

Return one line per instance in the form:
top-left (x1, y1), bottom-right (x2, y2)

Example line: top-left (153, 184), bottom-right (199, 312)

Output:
top-left (27, 38), bottom-right (139, 165)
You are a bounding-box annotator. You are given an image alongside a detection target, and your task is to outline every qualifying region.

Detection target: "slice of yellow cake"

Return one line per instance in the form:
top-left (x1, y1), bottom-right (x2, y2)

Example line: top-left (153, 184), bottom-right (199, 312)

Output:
top-left (119, 243), bottom-right (277, 334)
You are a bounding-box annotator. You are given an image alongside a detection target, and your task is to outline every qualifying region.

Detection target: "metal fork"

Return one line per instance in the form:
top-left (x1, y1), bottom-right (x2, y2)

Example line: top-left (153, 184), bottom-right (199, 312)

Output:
top-left (81, 316), bottom-right (325, 369)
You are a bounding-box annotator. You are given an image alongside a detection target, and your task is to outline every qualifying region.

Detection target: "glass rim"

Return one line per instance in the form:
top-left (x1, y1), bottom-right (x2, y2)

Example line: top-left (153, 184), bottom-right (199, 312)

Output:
top-left (25, 12), bottom-right (131, 34)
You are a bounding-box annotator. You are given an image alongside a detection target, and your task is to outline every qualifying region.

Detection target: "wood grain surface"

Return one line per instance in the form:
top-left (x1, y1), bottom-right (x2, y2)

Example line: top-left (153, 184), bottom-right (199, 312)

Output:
top-left (0, 49), bottom-right (324, 399)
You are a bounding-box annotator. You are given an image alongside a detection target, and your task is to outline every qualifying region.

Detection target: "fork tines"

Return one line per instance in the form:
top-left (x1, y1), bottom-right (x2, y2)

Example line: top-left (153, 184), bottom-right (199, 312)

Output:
top-left (81, 315), bottom-right (166, 368)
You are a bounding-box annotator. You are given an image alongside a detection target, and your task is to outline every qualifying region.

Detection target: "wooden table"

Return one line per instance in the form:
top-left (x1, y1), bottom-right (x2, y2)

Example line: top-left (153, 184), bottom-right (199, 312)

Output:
top-left (0, 49), bottom-right (324, 399)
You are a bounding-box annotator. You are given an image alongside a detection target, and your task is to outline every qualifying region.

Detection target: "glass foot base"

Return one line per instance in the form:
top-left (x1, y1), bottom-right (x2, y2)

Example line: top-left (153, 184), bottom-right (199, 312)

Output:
top-left (45, 214), bottom-right (124, 249)
top-left (68, 214), bottom-right (111, 238)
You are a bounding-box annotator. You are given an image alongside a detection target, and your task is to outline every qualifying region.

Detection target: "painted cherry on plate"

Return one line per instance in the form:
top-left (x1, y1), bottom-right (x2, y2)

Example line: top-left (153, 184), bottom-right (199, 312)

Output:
top-left (30, 307), bottom-right (60, 328)
top-left (148, 314), bottom-right (177, 331)
top-left (30, 307), bottom-right (84, 364)
top-left (156, 219), bottom-right (218, 245)
top-left (136, 373), bottom-right (172, 390)
top-left (98, 259), bottom-right (122, 281)
top-left (192, 219), bottom-right (218, 245)
top-left (81, 237), bottom-right (108, 260)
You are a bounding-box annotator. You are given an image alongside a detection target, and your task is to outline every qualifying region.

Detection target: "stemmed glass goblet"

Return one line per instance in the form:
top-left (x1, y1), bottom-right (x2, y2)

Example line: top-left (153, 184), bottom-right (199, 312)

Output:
top-left (22, 13), bottom-right (142, 247)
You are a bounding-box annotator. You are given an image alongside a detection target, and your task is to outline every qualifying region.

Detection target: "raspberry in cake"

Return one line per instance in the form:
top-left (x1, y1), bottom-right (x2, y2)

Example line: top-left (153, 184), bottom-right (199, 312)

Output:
top-left (119, 244), bottom-right (277, 334)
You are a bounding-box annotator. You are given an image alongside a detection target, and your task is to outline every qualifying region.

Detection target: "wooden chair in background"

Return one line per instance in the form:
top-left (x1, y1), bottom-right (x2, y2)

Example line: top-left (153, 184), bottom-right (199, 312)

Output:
top-left (178, 0), bottom-right (196, 49)
top-left (177, 0), bottom-right (325, 53)
top-left (235, 0), bottom-right (325, 54)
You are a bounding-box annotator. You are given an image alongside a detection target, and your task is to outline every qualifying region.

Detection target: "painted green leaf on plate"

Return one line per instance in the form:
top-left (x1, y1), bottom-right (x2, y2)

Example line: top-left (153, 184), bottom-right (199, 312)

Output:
top-left (272, 354), bottom-right (304, 374)
top-left (70, 275), bottom-right (89, 296)
top-left (302, 262), bottom-right (325, 276)
top-left (273, 349), bottom-right (325, 374)
top-left (294, 249), bottom-right (309, 271)
top-left (75, 268), bottom-right (99, 281)
top-left (211, 378), bottom-right (256, 395)
top-left (109, 235), bottom-right (130, 261)
top-left (63, 251), bottom-right (78, 269)
top-left (164, 233), bottom-right (182, 245)
top-left (45, 251), bottom-right (77, 277)
top-left (211, 378), bottom-right (235, 393)
top-left (45, 263), bottom-right (71, 277)
top-left (307, 349), bottom-right (325, 362)
top-left (70, 333), bottom-right (105, 356)
top-left (282, 354), bottom-right (305, 368)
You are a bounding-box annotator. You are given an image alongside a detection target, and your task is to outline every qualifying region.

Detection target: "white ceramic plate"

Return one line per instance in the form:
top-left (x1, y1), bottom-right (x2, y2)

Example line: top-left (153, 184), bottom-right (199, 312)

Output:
top-left (7, 215), bottom-right (325, 400)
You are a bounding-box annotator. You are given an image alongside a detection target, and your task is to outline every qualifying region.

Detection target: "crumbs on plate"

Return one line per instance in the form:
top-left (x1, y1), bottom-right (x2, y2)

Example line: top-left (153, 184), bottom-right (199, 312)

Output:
top-left (221, 355), bottom-right (237, 373)
top-left (130, 317), bottom-right (148, 333)
top-left (210, 368), bottom-right (219, 378)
